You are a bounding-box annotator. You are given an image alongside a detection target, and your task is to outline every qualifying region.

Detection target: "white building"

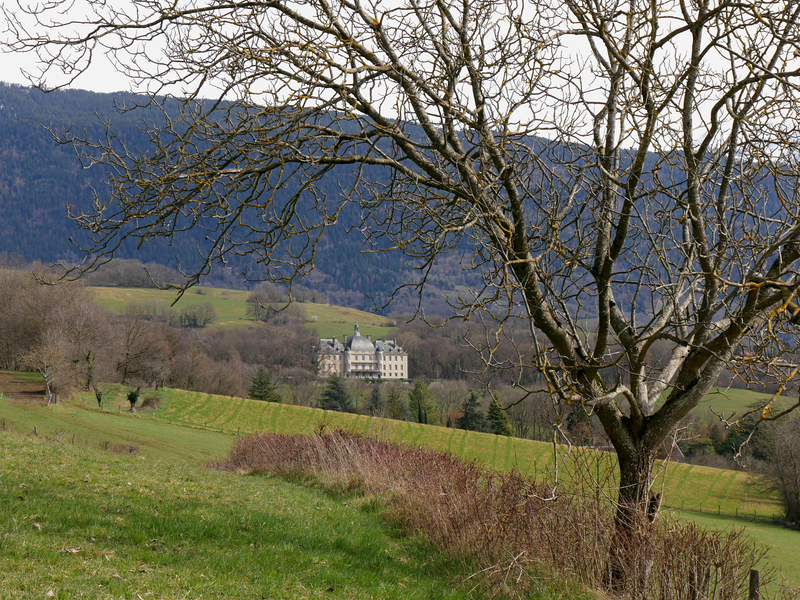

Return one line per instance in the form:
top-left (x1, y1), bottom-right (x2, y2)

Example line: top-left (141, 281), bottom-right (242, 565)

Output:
top-left (318, 323), bottom-right (408, 380)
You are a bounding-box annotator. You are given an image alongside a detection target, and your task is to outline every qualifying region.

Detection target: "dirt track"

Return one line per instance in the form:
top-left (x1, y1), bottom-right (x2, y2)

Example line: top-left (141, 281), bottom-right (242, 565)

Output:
top-left (0, 371), bottom-right (46, 403)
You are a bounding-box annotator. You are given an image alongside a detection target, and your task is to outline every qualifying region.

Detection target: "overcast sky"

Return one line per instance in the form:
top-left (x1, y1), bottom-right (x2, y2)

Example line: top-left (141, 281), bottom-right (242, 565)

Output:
top-left (1, 43), bottom-right (136, 93)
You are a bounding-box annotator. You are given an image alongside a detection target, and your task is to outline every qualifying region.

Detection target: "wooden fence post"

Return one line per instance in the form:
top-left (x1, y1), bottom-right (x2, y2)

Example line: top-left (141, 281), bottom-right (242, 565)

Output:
top-left (749, 569), bottom-right (760, 600)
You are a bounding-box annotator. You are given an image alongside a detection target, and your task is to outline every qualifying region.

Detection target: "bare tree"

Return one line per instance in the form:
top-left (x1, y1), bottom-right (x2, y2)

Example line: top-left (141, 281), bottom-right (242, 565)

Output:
top-left (7, 0), bottom-right (800, 588)
top-left (761, 415), bottom-right (800, 524)
top-left (22, 328), bottom-right (75, 405)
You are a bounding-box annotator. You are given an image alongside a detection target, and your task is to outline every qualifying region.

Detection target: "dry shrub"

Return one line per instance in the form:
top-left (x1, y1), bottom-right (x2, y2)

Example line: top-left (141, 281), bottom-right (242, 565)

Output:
top-left (140, 394), bottom-right (162, 410)
top-left (217, 429), bottom-right (797, 599)
top-left (111, 443), bottom-right (139, 455)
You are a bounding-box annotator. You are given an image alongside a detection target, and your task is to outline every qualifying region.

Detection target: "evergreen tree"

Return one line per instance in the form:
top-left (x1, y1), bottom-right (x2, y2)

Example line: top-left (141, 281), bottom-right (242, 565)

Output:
top-left (458, 391), bottom-right (486, 432)
top-left (321, 376), bottom-right (354, 413)
top-left (127, 387), bottom-right (141, 412)
top-left (408, 380), bottom-right (436, 424)
top-left (486, 398), bottom-right (513, 436)
top-left (386, 388), bottom-right (407, 421)
top-left (368, 382), bottom-right (384, 416)
top-left (249, 366), bottom-right (281, 402)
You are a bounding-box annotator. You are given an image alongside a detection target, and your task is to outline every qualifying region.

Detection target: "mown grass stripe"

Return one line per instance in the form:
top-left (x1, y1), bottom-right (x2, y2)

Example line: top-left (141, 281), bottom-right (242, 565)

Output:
top-left (456, 429), bottom-right (468, 459)
top-left (222, 397), bottom-right (247, 426)
top-left (490, 434), bottom-right (499, 468)
top-left (502, 435), bottom-right (513, 471)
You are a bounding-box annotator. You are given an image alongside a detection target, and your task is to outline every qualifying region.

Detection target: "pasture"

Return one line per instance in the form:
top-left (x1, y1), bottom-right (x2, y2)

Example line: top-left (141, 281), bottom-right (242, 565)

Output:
top-left (0, 432), bottom-right (487, 600)
top-left (90, 285), bottom-right (398, 339)
top-left (1, 373), bottom-right (798, 587)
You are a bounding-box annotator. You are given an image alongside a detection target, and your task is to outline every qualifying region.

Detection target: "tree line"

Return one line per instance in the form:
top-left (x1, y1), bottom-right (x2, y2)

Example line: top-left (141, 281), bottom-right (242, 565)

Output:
top-left (0, 266), bottom-right (317, 404)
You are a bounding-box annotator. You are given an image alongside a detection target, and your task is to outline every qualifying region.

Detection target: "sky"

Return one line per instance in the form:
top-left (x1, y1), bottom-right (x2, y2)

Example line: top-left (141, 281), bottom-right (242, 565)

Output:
top-left (1, 44), bottom-right (136, 94)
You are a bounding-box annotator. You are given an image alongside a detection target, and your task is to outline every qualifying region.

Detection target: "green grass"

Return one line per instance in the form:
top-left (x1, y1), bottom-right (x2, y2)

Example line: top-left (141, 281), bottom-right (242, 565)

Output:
top-left (62, 386), bottom-right (785, 522)
top-left (90, 285), bottom-right (398, 338)
top-left (1, 383), bottom-right (788, 521)
top-left (672, 511), bottom-right (800, 589)
top-left (0, 431), bottom-right (491, 600)
top-left (90, 286), bottom-right (254, 328)
top-left (0, 393), bottom-right (232, 464)
top-left (2, 378), bottom-right (799, 588)
top-left (698, 386), bottom-right (794, 418)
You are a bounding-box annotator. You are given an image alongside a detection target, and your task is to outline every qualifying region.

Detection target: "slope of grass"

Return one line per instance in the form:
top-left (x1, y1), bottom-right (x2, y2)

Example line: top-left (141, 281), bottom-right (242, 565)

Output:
top-left (2, 375), bottom-right (798, 587)
top-left (0, 431), bottom-right (492, 600)
top-left (673, 511), bottom-right (800, 590)
top-left (2, 379), bottom-right (787, 520)
top-left (0, 385), bottom-right (232, 465)
top-left (699, 386), bottom-right (794, 418)
top-left (90, 285), bottom-right (398, 338)
top-left (82, 386), bottom-right (785, 521)
top-left (90, 286), bottom-right (253, 327)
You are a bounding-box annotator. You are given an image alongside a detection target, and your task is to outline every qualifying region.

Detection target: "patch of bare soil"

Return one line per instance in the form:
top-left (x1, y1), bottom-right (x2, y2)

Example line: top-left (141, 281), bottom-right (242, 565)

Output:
top-left (0, 371), bottom-right (46, 404)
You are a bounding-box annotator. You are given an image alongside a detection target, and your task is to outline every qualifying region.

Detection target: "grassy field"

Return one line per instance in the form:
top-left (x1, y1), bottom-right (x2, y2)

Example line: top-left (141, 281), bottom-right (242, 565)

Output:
top-left (675, 511), bottom-right (800, 590)
top-left (698, 386), bottom-right (795, 418)
top-left (89, 285), bottom-right (398, 339)
top-left (0, 431), bottom-right (503, 600)
top-left (2, 374), bottom-right (798, 588)
top-left (5, 382), bottom-right (787, 521)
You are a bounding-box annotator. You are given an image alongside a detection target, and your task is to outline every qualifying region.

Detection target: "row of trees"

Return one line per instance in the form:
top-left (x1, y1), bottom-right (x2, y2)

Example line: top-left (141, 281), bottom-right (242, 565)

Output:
top-left (318, 377), bottom-right (513, 436)
top-left (0, 266), bottom-right (318, 402)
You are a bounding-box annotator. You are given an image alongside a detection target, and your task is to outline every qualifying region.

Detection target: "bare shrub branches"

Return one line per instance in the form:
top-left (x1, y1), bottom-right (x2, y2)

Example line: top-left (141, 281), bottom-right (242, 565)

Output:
top-left (219, 429), bottom-right (791, 599)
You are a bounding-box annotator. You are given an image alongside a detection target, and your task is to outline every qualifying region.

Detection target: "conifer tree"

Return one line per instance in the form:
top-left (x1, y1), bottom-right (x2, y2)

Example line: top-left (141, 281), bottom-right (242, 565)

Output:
top-left (486, 398), bottom-right (513, 437)
top-left (386, 388), bottom-right (407, 421)
top-left (407, 380), bottom-right (436, 424)
top-left (249, 366), bottom-right (281, 402)
top-left (458, 392), bottom-right (486, 432)
top-left (368, 383), bottom-right (383, 416)
top-left (321, 376), bottom-right (354, 413)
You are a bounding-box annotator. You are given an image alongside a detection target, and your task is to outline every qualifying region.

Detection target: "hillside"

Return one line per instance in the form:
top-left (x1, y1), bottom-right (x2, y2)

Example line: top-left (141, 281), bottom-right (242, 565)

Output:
top-left (0, 431), bottom-right (485, 600)
top-left (0, 83), bottom-right (476, 314)
top-left (1, 373), bottom-right (798, 587)
top-left (89, 284), bottom-right (398, 338)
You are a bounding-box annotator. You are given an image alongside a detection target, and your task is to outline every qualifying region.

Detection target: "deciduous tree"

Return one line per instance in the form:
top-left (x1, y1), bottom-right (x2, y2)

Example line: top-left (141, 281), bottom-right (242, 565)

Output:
top-left (9, 0), bottom-right (800, 588)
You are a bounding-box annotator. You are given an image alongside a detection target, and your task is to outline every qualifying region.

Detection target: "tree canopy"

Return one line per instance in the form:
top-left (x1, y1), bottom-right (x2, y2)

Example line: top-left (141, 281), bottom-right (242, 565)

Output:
top-left (458, 392), bottom-right (486, 432)
top-left (320, 376), bottom-right (354, 413)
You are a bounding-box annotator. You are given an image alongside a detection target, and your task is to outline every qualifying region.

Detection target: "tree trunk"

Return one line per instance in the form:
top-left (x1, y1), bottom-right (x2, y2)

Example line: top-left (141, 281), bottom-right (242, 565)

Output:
top-left (607, 444), bottom-right (659, 594)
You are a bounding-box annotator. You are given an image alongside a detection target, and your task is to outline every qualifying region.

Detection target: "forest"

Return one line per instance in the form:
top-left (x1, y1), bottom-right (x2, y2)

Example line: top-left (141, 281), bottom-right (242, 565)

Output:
top-left (0, 82), bottom-right (477, 315)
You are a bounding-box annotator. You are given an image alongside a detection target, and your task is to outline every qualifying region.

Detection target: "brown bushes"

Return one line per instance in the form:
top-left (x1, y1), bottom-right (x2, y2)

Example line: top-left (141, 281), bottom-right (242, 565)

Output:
top-left (218, 429), bottom-right (795, 599)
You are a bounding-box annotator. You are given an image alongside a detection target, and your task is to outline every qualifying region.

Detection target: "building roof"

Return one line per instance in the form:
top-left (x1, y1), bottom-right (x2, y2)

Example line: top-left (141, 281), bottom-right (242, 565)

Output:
top-left (319, 323), bottom-right (407, 355)
top-left (319, 337), bottom-right (345, 352)
top-left (374, 339), bottom-right (406, 355)
top-left (345, 323), bottom-right (375, 353)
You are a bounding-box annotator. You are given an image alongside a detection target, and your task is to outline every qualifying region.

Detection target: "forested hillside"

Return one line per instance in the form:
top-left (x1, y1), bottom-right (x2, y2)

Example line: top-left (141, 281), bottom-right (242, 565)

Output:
top-left (0, 82), bottom-right (477, 313)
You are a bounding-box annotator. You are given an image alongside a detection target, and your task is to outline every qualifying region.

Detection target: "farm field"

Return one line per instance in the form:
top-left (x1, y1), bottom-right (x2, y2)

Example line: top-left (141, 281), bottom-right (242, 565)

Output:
top-left (698, 386), bottom-right (795, 418)
top-left (0, 431), bottom-right (495, 600)
top-left (1, 373), bottom-right (798, 587)
top-left (125, 386), bottom-right (786, 519)
top-left (677, 511), bottom-right (800, 590)
top-left (89, 285), bottom-right (398, 339)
